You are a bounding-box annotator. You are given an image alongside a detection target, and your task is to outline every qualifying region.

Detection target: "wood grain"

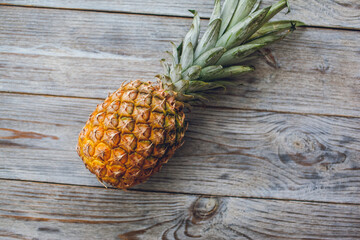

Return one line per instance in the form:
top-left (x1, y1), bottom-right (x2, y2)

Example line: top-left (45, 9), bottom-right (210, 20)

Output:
top-left (1, 93), bottom-right (360, 203)
top-left (0, 6), bottom-right (359, 117)
top-left (1, 2), bottom-right (359, 239)
top-left (1, 179), bottom-right (360, 240)
top-left (1, 0), bottom-right (360, 29)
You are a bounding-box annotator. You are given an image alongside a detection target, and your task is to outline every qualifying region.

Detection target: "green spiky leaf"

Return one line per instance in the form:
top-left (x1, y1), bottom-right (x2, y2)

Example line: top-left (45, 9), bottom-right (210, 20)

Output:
top-left (209, 0), bottom-right (221, 24)
top-left (200, 65), bottom-right (255, 81)
top-left (219, 0), bottom-right (239, 36)
top-left (187, 80), bottom-right (232, 92)
top-left (194, 18), bottom-right (222, 58)
top-left (182, 65), bottom-right (202, 80)
top-left (194, 47), bottom-right (226, 68)
top-left (170, 64), bottom-right (182, 83)
top-left (177, 41), bottom-right (183, 57)
top-left (180, 42), bottom-right (194, 71)
top-left (170, 42), bottom-right (179, 65)
top-left (182, 11), bottom-right (200, 53)
top-left (250, 0), bottom-right (262, 14)
top-left (218, 23), bottom-right (301, 67)
top-left (248, 30), bottom-right (291, 45)
top-left (248, 20), bottom-right (305, 41)
top-left (227, 0), bottom-right (258, 30)
top-left (160, 59), bottom-right (170, 75)
top-left (216, 7), bottom-right (270, 49)
top-left (216, 43), bottom-right (264, 66)
top-left (173, 79), bottom-right (189, 93)
top-left (200, 65), bottom-right (223, 79)
top-left (262, 0), bottom-right (289, 24)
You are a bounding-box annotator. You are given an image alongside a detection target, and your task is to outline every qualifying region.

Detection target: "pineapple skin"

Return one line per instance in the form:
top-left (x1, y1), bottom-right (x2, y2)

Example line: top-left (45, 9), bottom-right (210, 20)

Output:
top-left (76, 80), bottom-right (186, 189)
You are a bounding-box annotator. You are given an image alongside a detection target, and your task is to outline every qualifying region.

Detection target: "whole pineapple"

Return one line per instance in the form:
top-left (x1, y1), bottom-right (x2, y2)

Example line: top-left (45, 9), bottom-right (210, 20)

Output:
top-left (77, 0), bottom-right (303, 189)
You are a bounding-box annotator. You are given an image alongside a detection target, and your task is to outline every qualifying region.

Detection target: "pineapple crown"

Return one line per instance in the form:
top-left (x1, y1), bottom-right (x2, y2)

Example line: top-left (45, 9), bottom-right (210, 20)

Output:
top-left (157, 0), bottom-right (304, 102)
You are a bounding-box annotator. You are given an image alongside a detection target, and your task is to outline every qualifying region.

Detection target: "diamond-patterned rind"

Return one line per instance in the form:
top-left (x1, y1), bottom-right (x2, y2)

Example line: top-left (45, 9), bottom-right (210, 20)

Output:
top-left (77, 80), bottom-right (186, 189)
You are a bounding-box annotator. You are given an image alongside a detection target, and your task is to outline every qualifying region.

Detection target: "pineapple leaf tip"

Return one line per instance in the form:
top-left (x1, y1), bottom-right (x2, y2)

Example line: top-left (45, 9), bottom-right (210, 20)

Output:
top-left (188, 9), bottom-right (196, 14)
top-left (285, 0), bottom-right (291, 14)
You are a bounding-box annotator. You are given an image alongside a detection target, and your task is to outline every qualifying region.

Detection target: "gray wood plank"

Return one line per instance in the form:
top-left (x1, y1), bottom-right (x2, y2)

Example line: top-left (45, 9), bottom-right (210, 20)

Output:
top-left (1, 93), bottom-right (360, 203)
top-left (0, 6), bottom-right (359, 117)
top-left (0, 179), bottom-right (360, 240)
top-left (1, 0), bottom-right (360, 29)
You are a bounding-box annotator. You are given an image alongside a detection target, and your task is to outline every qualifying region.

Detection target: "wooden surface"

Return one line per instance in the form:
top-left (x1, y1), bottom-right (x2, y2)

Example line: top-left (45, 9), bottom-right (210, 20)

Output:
top-left (1, 180), bottom-right (360, 240)
top-left (0, 1), bottom-right (360, 239)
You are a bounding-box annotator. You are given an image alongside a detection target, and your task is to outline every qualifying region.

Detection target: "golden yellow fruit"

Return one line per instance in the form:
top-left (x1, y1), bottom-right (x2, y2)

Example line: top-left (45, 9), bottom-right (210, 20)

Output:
top-left (77, 80), bottom-right (186, 189)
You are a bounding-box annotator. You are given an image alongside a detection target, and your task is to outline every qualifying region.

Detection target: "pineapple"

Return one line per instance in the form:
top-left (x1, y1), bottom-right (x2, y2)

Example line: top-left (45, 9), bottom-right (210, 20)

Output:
top-left (77, 0), bottom-right (303, 189)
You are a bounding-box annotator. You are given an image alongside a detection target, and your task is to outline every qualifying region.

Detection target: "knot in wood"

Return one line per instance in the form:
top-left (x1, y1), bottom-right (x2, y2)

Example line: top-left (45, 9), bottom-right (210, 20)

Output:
top-left (191, 196), bottom-right (219, 223)
top-left (278, 130), bottom-right (325, 166)
top-left (277, 129), bottom-right (346, 168)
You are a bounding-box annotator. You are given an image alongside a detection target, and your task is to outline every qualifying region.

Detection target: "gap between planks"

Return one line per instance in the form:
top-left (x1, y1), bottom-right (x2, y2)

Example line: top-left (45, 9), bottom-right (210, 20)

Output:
top-left (0, 3), bottom-right (191, 20)
top-left (2, 177), bottom-right (360, 206)
top-left (1, 90), bottom-right (359, 120)
top-left (0, 3), bottom-right (359, 32)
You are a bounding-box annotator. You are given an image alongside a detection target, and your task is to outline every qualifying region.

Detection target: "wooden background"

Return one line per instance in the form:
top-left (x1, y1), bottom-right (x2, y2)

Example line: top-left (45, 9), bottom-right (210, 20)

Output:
top-left (1, 0), bottom-right (360, 239)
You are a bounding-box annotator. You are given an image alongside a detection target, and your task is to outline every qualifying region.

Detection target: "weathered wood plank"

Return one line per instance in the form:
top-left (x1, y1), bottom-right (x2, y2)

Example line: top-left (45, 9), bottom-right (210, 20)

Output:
top-left (0, 7), bottom-right (359, 117)
top-left (0, 179), bottom-right (359, 240)
top-left (1, 93), bottom-right (360, 203)
top-left (1, 0), bottom-right (360, 29)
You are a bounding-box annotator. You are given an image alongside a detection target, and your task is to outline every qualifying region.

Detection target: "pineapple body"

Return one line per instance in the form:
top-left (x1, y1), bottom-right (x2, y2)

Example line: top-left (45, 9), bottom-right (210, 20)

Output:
top-left (77, 80), bottom-right (186, 189)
